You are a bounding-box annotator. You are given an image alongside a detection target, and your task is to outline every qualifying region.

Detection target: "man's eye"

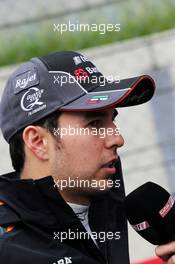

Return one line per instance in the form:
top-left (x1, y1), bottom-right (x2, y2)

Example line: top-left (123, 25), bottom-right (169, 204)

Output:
top-left (88, 120), bottom-right (100, 127)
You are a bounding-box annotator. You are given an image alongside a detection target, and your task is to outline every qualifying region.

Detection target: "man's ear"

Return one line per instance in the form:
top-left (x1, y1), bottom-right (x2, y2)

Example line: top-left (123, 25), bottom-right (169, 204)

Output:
top-left (22, 126), bottom-right (49, 160)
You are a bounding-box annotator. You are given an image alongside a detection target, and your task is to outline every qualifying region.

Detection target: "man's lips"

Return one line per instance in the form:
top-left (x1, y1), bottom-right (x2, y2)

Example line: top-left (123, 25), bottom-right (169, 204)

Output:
top-left (101, 158), bottom-right (118, 169)
top-left (101, 166), bottom-right (116, 175)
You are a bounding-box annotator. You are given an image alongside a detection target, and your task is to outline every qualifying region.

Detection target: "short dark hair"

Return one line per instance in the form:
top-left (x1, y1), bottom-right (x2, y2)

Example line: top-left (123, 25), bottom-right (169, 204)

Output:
top-left (9, 110), bottom-right (61, 175)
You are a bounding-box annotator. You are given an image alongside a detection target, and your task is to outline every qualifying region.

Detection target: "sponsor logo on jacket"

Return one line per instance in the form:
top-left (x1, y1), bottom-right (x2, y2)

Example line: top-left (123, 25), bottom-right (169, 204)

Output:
top-left (53, 257), bottom-right (72, 264)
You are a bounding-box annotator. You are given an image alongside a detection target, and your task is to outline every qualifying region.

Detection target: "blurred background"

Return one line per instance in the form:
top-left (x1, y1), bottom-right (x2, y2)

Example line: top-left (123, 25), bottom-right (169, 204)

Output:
top-left (1, 0), bottom-right (175, 263)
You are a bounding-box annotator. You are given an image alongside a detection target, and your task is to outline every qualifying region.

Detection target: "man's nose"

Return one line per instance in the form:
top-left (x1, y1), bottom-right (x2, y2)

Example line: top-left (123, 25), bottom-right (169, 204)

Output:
top-left (105, 126), bottom-right (125, 149)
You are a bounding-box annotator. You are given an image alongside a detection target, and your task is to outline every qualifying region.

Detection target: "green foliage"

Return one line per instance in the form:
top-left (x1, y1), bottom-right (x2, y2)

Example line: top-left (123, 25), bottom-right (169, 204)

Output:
top-left (0, 0), bottom-right (175, 67)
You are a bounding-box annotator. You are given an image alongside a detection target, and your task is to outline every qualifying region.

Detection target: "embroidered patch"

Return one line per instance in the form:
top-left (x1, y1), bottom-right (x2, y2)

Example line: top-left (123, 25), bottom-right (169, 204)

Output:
top-left (86, 95), bottom-right (109, 104)
top-left (13, 68), bottom-right (40, 94)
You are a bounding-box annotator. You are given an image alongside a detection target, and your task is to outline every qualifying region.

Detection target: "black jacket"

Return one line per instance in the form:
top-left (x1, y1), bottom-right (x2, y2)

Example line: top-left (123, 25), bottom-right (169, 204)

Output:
top-left (0, 158), bottom-right (130, 264)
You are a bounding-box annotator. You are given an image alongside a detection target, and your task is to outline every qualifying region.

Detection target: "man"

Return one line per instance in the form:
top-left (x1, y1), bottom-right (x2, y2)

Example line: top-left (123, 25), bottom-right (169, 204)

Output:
top-left (0, 51), bottom-right (155, 264)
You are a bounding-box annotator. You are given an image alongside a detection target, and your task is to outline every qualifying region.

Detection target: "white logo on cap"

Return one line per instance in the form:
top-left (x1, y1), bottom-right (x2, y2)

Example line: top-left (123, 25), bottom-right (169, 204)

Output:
top-left (73, 55), bottom-right (89, 65)
top-left (20, 87), bottom-right (44, 112)
top-left (16, 72), bottom-right (36, 89)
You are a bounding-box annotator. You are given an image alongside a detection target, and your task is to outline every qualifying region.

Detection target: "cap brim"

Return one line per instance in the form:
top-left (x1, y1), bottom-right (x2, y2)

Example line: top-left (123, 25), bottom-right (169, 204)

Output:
top-left (60, 75), bottom-right (155, 111)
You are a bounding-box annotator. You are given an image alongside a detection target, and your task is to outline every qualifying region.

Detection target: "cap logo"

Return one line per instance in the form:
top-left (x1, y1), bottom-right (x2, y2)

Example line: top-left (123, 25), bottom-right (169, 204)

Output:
top-left (73, 55), bottom-right (89, 65)
top-left (87, 95), bottom-right (109, 104)
top-left (85, 66), bottom-right (99, 74)
top-left (74, 68), bottom-right (89, 81)
top-left (13, 68), bottom-right (39, 94)
top-left (20, 87), bottom-right (45, 113)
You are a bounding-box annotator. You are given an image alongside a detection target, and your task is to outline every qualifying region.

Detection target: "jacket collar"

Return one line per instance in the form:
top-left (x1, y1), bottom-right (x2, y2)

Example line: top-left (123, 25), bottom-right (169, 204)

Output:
top-left (0, 173), bottom-right (80, 229)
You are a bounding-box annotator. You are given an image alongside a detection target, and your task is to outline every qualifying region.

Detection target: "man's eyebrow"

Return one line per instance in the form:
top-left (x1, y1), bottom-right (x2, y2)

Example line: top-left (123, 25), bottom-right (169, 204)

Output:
top-left (82, 109), bottom-right (118, 120)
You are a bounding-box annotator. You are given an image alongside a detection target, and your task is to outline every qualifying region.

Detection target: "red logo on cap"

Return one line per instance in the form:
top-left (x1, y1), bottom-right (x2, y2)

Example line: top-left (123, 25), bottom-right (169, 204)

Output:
top-left (74, 68), bottom-right (88, 81)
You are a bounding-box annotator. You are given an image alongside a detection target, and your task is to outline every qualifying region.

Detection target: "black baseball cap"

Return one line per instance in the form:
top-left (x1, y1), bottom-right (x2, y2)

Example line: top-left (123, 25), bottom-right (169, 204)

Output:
top-left (0, 51), bottom-right (155, 143)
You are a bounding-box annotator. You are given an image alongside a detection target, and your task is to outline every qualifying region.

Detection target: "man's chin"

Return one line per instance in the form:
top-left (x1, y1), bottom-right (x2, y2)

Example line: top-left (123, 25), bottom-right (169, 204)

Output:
top-left (90, 187), bottom-right (111, 195)
top-left (80, 182), bottom-right (113, 196)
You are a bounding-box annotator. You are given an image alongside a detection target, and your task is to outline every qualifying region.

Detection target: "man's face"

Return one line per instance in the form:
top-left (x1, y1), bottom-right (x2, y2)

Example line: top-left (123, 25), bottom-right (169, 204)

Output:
top-left (49, 107), bottom-right (124, 202)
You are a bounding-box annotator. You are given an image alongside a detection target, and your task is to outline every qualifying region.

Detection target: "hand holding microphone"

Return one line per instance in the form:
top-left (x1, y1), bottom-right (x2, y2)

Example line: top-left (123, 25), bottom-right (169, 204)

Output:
top-left (124, 182), bottom-right (175, 263)
top-left (155, 242), bottom-right (175, 263)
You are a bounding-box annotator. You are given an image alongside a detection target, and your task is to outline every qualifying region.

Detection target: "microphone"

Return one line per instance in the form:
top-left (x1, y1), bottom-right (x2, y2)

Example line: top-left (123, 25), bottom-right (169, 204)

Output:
top-left (124, 182), bottom-right (175, 245)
